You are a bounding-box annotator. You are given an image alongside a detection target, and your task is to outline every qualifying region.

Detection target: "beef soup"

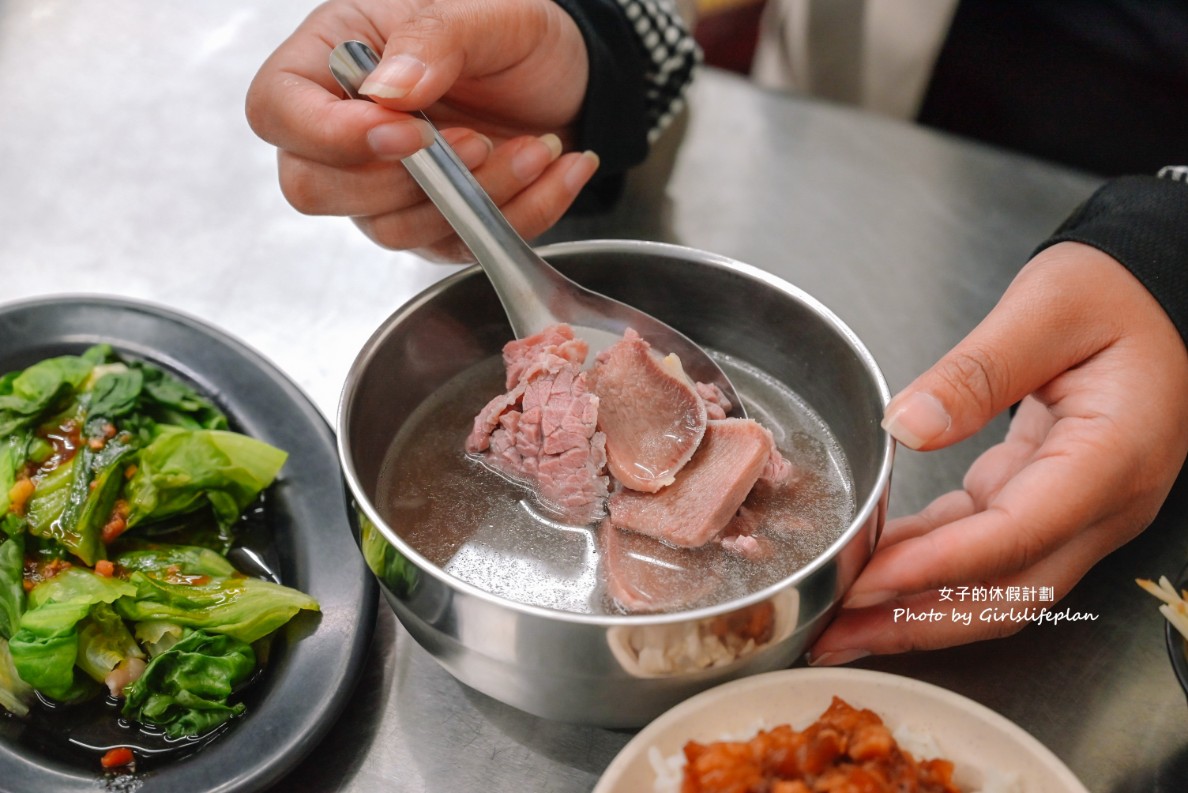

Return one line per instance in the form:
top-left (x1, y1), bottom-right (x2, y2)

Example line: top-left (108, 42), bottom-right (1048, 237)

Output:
top-left (375, 342), bottom-right (854, 617)
top-left (340, 240), bottom-right (892, 725)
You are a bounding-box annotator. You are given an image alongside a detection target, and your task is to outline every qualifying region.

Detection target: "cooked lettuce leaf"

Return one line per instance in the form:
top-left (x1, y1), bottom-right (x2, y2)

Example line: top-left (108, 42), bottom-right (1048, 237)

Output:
top-left (0, 346), bottom-right (307, 726)
top-left (24, 566), bottom-right (137, 613)
top-left (76, 602), bottom-right (145, 685)
top-left (0, 532), bottom-right (25, 640)
top-left (113, 544), bottom-right (236, 578)
top-left (115, 571), bottom-right (317, 645)
top-left (24, 437), bottom-right (136, 566)
top-left (134, 620), bottom-right (186, 658)
top-left (23, 458), bottom-right (73, 538)
top-left (131, 362), bottom-right (228, 431)
top-left (87, 367), bottom-right (143, 419)
top-left (0, 638), bottom-right (34, 717)
top-left (7, 621), bottom-right (82, 700)
top-left (121, 630), bottom-right (254, 738)
top-left (125, 427), bottom-right (287, 531)
top-left (8, 568), bottom-right (137, 700)
top-left (0, 355), bottom-right (93, 437)
top-left (0, 431), bottom-right (34, 518)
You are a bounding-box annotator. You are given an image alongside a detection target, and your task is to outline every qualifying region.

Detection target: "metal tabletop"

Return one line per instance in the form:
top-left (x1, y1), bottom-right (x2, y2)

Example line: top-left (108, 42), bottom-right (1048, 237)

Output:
top-left (1, 2), bottom-right (1184, 791)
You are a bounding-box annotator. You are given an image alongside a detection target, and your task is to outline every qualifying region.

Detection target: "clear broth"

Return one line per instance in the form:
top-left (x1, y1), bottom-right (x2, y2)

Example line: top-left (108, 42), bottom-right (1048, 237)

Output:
top-left (376, 353), bottom-right (855, 615)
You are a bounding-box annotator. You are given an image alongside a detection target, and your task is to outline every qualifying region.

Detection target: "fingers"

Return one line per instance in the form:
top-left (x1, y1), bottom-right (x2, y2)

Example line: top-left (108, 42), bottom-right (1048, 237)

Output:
top-left (881, 243), bottom-right (1125, 451)
top-left (809, 526), bottom-right (1111, 661)
top-left (843, 426), bottom-right (1120, 609)
top-left (359, 0), bottom-right (586, 133)
top-left (873, 490), bottom-right (976, 551)
top-left (246, 0), bottom-right (591, 254)
top-left (855, 246), bottom-right (1187, 608)
top-left (811, 245), bottom-right (1188, 662)
top-left (280, 122), bottom-right (600, 253)
top-left (278, 127), bottom-right (494, 216)
top-left (249, 65), bottom-right (419, 166)
top-left (355, 142), bottom-right (600, 253)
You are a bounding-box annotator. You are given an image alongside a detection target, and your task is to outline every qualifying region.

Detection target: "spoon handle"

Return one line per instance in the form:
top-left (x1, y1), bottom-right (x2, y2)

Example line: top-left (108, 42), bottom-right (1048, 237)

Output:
top-left (330, 40), bottom-right (566, 338)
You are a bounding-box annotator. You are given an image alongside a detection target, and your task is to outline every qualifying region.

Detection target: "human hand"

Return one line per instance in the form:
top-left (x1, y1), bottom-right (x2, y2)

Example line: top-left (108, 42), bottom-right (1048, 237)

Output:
top-left (809, 241), bottom-right (1188, 665)
top-left (245, 0), bottom-right (601, 261)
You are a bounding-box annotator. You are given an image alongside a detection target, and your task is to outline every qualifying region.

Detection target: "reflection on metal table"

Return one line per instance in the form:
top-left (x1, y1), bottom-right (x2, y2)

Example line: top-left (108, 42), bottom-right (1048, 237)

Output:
top-left (0, 2), bottom-right (1183, 791)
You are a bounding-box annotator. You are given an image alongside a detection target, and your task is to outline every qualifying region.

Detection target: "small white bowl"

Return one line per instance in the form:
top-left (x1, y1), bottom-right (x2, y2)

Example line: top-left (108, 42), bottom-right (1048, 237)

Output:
top-left (594, 667), bottom-right (1089, 793)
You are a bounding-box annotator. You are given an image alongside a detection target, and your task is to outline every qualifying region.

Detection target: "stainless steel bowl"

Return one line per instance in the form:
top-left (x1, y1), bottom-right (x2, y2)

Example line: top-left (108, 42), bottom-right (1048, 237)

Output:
top-left (337, 239), bottom-right (893, 727)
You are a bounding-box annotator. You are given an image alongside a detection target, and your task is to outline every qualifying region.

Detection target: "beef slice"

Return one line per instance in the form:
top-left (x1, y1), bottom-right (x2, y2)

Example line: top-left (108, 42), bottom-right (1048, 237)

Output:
top-left (608, 418), bottom-right (777, 547)
top-left (599, 520), bottom-right (719, 613)
top-left (501, 323), bottom-right (588, 390)
top-left (467, 324), bottom-right (608, 523)
top-left (590, 329), bottom-right (707, 493)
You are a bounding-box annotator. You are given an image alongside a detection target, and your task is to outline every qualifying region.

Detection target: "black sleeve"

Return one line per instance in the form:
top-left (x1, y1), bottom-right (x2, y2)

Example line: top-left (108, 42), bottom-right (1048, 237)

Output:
top-left (1032, 173), bottom-right (1188, 347)
top-left (551, 0), bottom-right (700, 211)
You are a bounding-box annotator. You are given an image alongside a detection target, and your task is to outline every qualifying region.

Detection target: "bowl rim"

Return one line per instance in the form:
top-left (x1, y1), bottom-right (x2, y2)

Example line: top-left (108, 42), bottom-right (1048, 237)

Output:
top-left (336, 239), bottom-right (894, 627)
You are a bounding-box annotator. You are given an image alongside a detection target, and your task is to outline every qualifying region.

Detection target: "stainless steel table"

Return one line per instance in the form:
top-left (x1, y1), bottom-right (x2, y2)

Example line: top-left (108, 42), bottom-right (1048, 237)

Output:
top-left (1, 2), bottom-right (1184, 791)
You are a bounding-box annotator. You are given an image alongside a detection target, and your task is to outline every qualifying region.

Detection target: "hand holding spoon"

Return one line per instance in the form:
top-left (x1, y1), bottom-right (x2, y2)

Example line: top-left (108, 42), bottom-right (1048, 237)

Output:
top-left (328, 40), bottom-right (744, 412)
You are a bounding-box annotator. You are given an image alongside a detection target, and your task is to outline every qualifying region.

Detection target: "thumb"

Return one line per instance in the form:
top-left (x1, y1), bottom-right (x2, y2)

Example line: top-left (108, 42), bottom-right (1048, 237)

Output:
top-left (358, 0), bottom-right (564, 108)
top-left (881, 243), bottom-right (1117, 450)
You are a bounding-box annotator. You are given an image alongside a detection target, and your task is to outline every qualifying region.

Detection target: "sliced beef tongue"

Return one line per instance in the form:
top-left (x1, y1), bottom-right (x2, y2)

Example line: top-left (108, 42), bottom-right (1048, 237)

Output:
top-left (608, 418), bottom-right (778, 547)
top-left (590, 328), bottom-right (707, 493)
top-left (599, 520), bottom-right (720, 613)
top-left (466, 324), bottom-right (608, 524)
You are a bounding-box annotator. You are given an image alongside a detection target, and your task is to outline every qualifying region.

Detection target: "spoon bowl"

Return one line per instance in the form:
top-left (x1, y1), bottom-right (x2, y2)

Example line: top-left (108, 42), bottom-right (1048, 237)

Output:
top-left (329, 40), bottom-right (744, 410)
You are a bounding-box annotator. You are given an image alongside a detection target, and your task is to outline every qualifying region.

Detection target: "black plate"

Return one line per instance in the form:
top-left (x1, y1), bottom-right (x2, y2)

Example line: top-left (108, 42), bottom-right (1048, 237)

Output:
top-left (0, 296), bottom-right (376, 792)
top-left (1170, 561), bottom-right (1188, 707)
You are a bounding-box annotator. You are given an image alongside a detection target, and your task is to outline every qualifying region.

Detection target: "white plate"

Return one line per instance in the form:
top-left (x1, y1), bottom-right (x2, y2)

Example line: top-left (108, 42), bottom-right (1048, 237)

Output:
top-left (594, 667), bottom-right (1089, 793)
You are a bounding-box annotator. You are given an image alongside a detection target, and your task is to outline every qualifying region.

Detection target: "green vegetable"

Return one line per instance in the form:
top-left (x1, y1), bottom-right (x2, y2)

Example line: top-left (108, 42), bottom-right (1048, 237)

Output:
top-left (8, 568), bottom-right (136, 700)
top-left (134, 620), bottom-right (186, 657)
top-left (121, 630), bottom-right (255, 738)
top-left (0, 638), bottom-right (34, 717)
top-left (116, 571), bottom-right (318, 645)
top-left (0, 344), bottom-right (315, 738)
top-left (0, 431), bottom-right (34, 517)
top-left (22, 433), bottom-right (137, 566)
top-left (71, 441), bottom-right (135, 559)
top-left (133, 362), bottom-right (228, 431)
top-left (0, 532), bottom-right (25, 639)
top-left (125, 427), bottom-right (287, 531)
top-left (24, 457), bottom-right (75, 541)
top-left (0, 355), bottom-right (93, 437)
top-left (87, 366), bottom-right (143, 419)
top-left (76, 602), bottom-right (145, 686)
top-left (114, 544), bottom-right (236, 578)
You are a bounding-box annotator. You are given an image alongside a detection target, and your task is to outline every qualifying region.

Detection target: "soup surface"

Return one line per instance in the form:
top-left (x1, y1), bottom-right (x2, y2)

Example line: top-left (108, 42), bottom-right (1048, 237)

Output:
top-left (376, 352), bottom-right (854, 615)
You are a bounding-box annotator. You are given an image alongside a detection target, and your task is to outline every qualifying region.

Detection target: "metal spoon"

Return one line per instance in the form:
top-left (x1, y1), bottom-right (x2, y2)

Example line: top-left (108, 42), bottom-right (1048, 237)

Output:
top-left (328, 40), bottom-right (743, 411)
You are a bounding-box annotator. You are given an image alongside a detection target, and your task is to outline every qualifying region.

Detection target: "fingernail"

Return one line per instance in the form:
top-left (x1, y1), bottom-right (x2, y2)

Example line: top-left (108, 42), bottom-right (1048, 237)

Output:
top-left (881, 391), bottom-right (950, 450)
top-left (511, 133), bottom-right (563, 182)
top-left (564, 150), bottom-right (600, 193)
top-left (360, 54), bottom-right (427, 99)
top-left (452, 133), bottom-right (494, 169)
top-left (808, 648), bottom-right (870, 667)
top-left (367, 119), bottom-right (435, 159)
top-left (842, 588), bottom-right (897, 609)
